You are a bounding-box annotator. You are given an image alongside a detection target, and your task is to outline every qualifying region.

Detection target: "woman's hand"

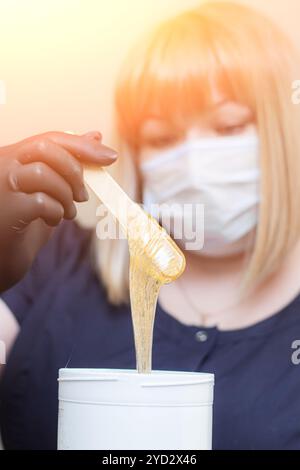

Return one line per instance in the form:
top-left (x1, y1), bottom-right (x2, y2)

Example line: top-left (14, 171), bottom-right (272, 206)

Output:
top-left (0, 131), bottom-right (117, 292)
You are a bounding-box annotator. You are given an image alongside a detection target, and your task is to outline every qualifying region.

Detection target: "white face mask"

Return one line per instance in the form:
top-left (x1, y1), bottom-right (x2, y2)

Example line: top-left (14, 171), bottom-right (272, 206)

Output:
top-left (140, 134), bottom-right (260, 257)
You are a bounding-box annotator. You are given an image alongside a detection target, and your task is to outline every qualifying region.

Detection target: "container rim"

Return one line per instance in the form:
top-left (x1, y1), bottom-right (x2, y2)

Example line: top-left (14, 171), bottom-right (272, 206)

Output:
top-left (58, 368), bottom-right (215, 386)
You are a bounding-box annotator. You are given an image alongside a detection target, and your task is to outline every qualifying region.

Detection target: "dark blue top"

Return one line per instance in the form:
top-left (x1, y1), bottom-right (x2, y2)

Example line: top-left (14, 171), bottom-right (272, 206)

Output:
top-left (1, 221), bottom-right (300, 450)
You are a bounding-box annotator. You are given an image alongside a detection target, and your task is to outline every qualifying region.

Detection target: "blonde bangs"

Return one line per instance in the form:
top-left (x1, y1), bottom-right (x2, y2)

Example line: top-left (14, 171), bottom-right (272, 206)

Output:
top-left (116, 8), bottom-right (255, 149)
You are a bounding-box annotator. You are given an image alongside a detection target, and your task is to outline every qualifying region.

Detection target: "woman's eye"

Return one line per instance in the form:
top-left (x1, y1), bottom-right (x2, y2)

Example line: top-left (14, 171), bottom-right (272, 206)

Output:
top-left (216, 123), bottom-right (248, 136)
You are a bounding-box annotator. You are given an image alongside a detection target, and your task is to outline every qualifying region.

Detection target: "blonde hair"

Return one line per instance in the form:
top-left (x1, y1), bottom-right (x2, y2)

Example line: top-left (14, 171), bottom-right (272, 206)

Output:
top-left (94, 1), bottom-right (300, 305)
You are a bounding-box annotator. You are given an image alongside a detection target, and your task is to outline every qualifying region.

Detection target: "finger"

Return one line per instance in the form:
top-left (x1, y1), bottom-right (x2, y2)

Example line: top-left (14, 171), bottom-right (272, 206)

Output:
top-left (16, 138), bottom-right (88, 202)
top-left (9, 162), bottom-right (77, 220)
top-left (42, 131), bottom-right (117, 164)
top-left (12, 192), bottom-right (65, 227)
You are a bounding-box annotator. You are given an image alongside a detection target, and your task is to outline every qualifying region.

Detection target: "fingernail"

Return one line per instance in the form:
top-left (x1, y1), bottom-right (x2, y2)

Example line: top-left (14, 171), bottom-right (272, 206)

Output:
top-left (78, 185), bottom-right (89, 202)
top-left (65, 203), bottom-right (77, 220)
top-left (99, 144), bottom-right (118, 159)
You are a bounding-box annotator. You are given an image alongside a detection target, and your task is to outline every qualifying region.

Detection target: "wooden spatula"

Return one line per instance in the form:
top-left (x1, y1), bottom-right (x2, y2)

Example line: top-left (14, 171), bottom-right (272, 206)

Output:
top-left (83, 165), bottom-right (186, 282)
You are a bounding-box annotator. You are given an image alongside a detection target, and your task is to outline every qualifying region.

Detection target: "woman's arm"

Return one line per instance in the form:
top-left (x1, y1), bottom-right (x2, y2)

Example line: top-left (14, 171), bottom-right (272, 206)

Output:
top-left (0, 299), bottom-right (19, 374)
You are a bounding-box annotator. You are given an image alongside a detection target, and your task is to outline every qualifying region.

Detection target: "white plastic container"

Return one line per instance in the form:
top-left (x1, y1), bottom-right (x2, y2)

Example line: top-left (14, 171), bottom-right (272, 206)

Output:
top-left (57, 368), bottom-right (214, 450)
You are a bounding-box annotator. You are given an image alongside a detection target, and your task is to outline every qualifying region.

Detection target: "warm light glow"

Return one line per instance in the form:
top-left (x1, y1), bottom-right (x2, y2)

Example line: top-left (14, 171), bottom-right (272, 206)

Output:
top-left (0, 0), bottom-right (298, 147)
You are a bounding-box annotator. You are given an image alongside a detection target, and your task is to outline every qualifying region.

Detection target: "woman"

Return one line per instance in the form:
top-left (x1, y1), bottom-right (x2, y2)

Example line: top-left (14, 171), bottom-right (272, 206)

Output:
top-left (1, 1), bottom-right (300, 449)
